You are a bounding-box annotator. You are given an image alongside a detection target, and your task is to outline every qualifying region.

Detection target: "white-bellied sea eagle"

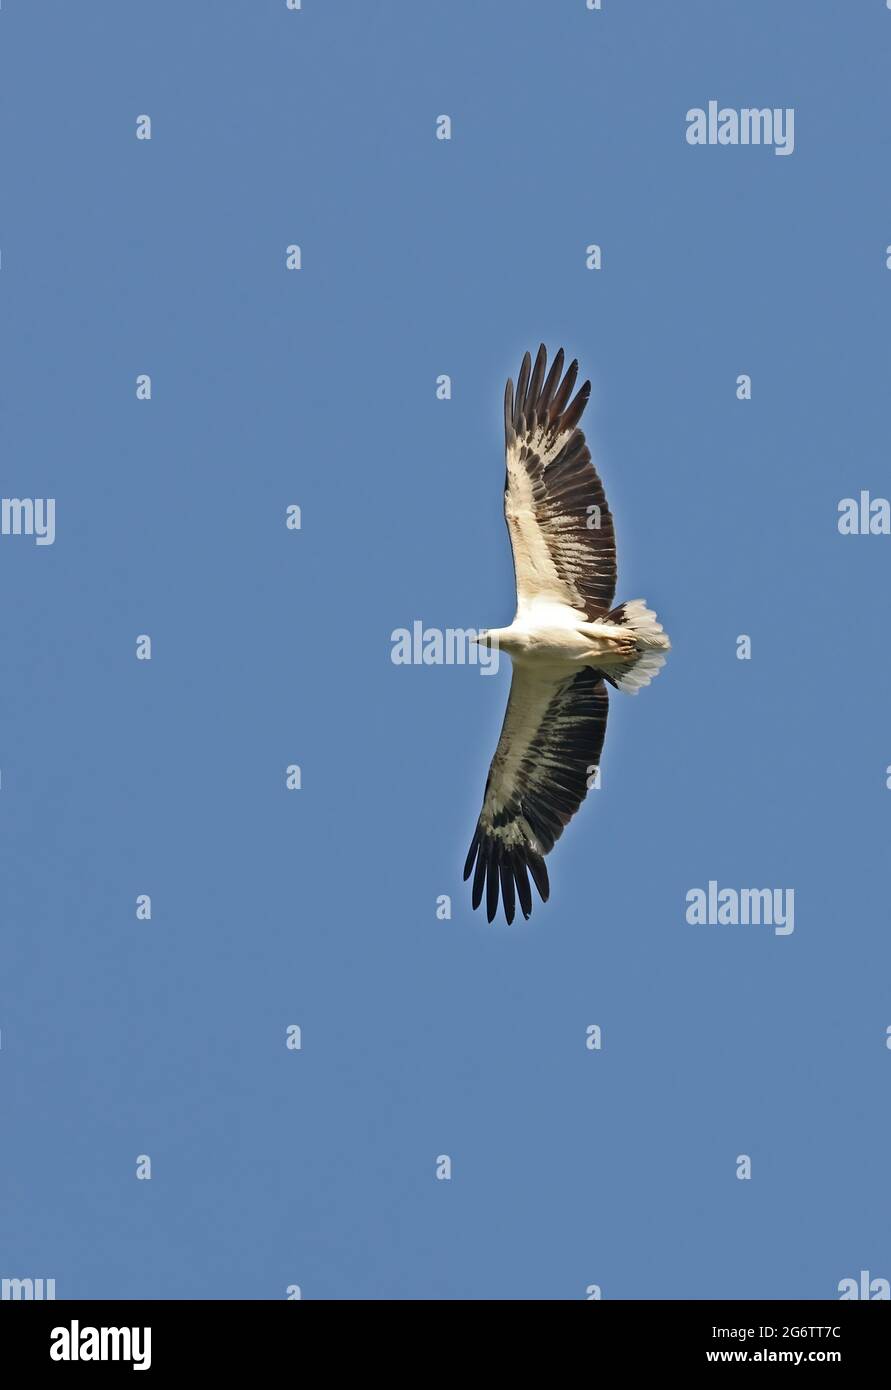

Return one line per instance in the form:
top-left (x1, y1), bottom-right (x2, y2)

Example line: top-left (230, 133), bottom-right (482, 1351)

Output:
top-left (463, 345), bottom-right (670, 924)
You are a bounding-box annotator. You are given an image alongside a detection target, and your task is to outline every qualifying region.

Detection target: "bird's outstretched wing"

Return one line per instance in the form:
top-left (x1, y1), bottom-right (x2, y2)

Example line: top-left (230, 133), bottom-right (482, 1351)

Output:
top-left (504, 344), bottom-right (616, 621)
top-left (463, 666), bottom-right (609, 923)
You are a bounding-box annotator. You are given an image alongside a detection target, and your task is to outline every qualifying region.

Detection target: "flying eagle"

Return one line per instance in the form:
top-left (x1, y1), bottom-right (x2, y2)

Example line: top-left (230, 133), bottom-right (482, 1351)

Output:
top-left (463, 345), bottom-right (670, 924)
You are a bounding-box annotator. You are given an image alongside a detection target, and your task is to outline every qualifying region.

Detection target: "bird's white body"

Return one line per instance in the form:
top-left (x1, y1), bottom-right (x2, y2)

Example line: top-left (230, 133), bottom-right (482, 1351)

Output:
top-left (478, 597), bottom-right (670, 691)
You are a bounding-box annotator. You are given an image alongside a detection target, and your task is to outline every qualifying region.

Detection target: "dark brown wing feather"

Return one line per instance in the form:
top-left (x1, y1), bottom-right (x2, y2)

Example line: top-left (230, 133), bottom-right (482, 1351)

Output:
top-left (464, 667), bottom-right (609, 924)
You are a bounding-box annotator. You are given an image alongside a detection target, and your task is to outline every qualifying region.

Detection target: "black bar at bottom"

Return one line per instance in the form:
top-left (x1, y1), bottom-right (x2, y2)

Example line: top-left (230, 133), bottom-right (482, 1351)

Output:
top-left (1, 1298), bottom-right (886, 1374)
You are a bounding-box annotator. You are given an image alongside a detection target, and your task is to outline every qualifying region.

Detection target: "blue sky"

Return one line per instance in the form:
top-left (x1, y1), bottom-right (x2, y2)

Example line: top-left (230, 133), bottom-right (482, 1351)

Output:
top-left (0, 0), bottom-right (889, 1299)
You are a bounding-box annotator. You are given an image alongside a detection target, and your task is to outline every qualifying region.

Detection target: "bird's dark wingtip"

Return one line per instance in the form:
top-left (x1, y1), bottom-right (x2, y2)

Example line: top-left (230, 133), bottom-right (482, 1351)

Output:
top-left (499, 859), bottom-right (516, 925)
top-left (527, 853), bottom-right (550, 905)
top-left (471, 848), bottom-right (486, 909)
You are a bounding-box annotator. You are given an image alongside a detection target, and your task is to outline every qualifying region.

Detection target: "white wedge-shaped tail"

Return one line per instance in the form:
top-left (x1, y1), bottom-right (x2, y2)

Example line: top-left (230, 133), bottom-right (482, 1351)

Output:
top-left (601, 599), bottom-right (671, 693)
